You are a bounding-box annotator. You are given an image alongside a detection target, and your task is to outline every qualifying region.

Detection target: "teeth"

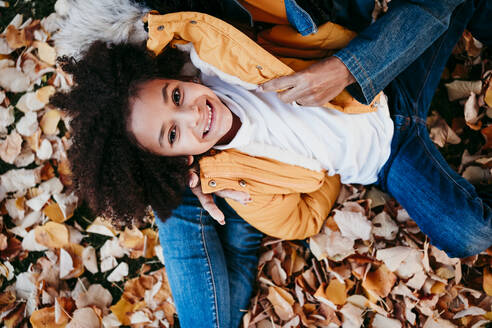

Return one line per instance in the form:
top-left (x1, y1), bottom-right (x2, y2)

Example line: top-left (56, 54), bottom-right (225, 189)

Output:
top-left (204, 104), bottom-right (212, 134)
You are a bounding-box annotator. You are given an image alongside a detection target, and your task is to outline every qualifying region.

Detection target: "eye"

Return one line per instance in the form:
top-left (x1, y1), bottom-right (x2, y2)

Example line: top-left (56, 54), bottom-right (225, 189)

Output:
top-left (168, 126), bottom-right (177, 145)
top-left (172, 88), bottom-right (181, 105)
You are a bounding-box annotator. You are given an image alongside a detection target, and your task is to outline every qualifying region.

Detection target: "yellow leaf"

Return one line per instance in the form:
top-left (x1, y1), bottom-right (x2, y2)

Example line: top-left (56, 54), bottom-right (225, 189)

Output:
top-left (484, 267), bottom-right (492, 296)
top-left (486, 85), bottom-right (492, 108)
top-left (110, 297), bottom-right (138, 326)
top-left (119, 226), bottom-right (144, 249)
top-left (30, 306), bottom-right (69, 328)
top-left (61, 244), bottom-right (85, 279)
top-left (322, 279), bottom-right (347, 305)
top-left (40, 109), bottom-right (60, 135)
top-left (362, 264), bottom-right (397, 298)
top-left (34, 221), bottom-right (69, 249)
top-left (142, 228), bottom-right (158, 258)
top-left (36, 86), bottom-right (55, 104)
top-left (430, 281), bottom-right (446, 294)
top-left (34, 41), bottom-right (56, 65)
top-left (43, 201), bottom-right (67, 223)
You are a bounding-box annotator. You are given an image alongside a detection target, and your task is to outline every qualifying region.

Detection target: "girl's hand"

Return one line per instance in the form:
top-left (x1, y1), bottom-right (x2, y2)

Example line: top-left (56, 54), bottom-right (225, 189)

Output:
top-left (260, 56), bottom-right (355, 106)
top-left (187, 156), bottom-right (251, 225)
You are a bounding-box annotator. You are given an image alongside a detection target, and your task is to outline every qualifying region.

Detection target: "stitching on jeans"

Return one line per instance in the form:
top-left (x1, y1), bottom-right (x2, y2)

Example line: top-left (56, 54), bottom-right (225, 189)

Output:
top-left (345, 49), bottom-right (377, 100)
top-left (412, 32), bottom-right (446, 116)
top-left (199, 209), bottom-right (221, 328)
top-left (416, 127), bottom-right (474, 200)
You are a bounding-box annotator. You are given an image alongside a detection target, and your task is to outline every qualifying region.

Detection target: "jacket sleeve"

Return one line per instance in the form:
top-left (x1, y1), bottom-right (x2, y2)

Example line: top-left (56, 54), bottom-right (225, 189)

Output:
top-left (334, 0), bottom-right (465, 104)
top-left (226, 174), bottom-right (341, 240)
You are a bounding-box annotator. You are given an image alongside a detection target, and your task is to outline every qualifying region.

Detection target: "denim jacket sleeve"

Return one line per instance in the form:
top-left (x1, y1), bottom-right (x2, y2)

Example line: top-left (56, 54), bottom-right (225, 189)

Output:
top-left (334, 0), bottom-right (465, 104)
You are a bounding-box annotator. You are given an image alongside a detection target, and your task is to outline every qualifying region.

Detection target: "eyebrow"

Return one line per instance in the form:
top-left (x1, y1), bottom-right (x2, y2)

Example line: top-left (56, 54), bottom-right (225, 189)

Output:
top-left (158, 83), bottom-right (169, 147)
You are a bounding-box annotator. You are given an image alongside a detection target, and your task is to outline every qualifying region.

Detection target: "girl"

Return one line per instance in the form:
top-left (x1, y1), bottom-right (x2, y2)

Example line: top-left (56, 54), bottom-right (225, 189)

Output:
top-left (52, 1), bottom-right (492, 326)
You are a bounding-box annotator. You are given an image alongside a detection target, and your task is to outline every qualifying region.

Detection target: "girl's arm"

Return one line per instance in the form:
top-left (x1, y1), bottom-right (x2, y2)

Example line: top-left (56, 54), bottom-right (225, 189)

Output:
top-left (225, 174), bottom-right (341, 240)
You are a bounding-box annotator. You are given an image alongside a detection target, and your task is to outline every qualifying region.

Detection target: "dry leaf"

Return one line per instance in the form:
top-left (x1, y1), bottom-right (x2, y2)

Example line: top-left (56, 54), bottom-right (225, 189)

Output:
top-left (82, 246), bottom-right (98, 274)
top-left (16, 92), bottom-right (45, 112)
top-left (0, 67), bottom-right (30, 92)
top-left (16, 111), bottom-right (38, 137)
top-left (30, 305), bottom-right (70, 328)
top-left (75, 284), bottom-right (112, 310)
top-left (266, 286), bottom-right (295, 321)
top-left (34, 41), bottom-right (56, 65)
top-left (333, 209), bottom-right (372, 241)
top-left (372, 211), bottom-right (398, 240)
top-left (107, 262), bottom-right (129, 282)
top-left (362, 264), bottom-right (397, 298)
top-left (66, 307), bottom-right (101, 328)
top-left (484, 267), bottom-right (492, 296)
top-left (40, 109), bottom-right (61, 135)
top-left (34, 221), bottom-right (69, 248)
top-left (445, 80), bottom-right (482, 101)
top-left (0, 130), bottom-right (22, 164)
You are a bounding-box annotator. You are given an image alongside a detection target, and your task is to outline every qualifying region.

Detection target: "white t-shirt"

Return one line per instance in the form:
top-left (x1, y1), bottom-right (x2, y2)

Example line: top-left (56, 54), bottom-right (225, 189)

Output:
top-left (203, 73), bottom-right (394, 185)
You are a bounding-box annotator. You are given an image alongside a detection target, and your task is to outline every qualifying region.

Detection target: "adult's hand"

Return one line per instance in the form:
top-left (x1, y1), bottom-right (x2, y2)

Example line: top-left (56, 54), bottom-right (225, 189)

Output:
top-left (261, 56), bottom-right (356, 106)
top-left (187, 156), bottom-right (251, 225)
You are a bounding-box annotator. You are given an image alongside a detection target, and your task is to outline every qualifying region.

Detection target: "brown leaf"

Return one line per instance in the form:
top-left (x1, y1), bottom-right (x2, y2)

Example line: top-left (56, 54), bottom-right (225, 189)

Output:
top-left (34, 221), bottom-right (70, 249)
top-left (5, 25), bottom-right (26, 49)
top-left (0, 236), bottom-right (22, 260)
top-left (30, 305), bottom-right (69, 328)
top-left (266, 286), bottom-right (295, 321)
top-left (484, 267), bottom-right (492, 296)
top-left (0, 130), bottom-right (22, 164)
top-left (4, 302), bottom-right (26, 328)
top-left (362, 264), bottom-right (397, 298)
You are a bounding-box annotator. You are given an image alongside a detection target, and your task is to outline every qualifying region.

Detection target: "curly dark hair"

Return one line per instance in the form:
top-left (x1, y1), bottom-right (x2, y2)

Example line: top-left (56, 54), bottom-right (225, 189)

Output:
top-left (51, 41), bottom-right (190, 228)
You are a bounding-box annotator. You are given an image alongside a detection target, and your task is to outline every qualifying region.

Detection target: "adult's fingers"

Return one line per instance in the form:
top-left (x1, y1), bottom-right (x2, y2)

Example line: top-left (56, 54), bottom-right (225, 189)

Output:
top-left (190, 185), bottom-right (225, 224)
top-left (261, 74), bottom-right (298, 92)
top-left (215, 189), bottom-right (252, 205)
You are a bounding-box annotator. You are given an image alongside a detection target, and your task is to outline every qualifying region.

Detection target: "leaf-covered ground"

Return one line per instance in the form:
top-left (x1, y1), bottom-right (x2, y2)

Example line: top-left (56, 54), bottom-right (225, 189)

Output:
top-left (0, 1), bottom-right (491, 328)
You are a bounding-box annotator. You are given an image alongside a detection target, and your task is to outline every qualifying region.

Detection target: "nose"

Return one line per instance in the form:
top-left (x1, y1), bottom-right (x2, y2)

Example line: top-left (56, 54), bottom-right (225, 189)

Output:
top-left (177, 104), bottom-right (202, 133)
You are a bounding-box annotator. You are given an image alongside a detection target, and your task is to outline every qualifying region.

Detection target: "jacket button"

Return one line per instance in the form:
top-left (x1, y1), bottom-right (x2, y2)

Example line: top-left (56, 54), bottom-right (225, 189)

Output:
top-left (190, 20), bottom-right (197, 24)
top-left (256, 65), bottom-right (263, 70)
top-left (238, 180), bottom-right (247, 187)
top-left (208, 180), bottom-right (217, 187)
top-left (157, 25), bottom-right (165, 31)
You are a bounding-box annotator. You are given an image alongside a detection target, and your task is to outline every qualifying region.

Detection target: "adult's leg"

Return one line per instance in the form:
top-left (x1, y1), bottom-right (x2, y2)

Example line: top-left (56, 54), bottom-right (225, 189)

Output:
top-left (215, 197), bottom-right (264, 327)
top-left (378, 0), bottom-right (492, 258)
top-left (155, 189), bottom-right (263, 328)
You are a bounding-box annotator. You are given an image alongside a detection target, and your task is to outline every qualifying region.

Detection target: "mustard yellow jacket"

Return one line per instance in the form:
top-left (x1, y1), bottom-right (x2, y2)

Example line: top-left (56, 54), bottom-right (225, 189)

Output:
top-left (146, 6), bottom-right (378, 240)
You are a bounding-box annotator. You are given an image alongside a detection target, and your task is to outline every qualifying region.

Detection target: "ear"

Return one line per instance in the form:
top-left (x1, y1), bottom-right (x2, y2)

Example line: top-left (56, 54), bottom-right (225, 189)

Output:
top-left (187, 155), bottom-right (194, 166)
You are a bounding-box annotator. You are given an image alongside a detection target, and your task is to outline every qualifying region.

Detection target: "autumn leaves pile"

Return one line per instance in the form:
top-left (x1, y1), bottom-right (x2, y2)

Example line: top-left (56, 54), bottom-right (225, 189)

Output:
top-left (0, 7), bottom-right (492, 328)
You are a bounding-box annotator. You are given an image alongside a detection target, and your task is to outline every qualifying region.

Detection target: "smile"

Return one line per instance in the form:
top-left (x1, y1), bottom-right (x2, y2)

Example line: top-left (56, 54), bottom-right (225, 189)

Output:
top-left (203, 100), bottom-right (214, 137)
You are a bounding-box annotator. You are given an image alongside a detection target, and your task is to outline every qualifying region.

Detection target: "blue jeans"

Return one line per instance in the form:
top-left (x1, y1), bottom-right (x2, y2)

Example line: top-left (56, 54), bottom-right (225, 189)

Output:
top-left (377, 0), bottom-right (492, 258)
top-left (155, 189), bottom-right (263, 328)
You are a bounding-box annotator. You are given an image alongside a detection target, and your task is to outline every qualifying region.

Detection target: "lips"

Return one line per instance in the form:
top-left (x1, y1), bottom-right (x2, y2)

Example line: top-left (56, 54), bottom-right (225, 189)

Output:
top-left (203, 99), bottom-right (214, 137)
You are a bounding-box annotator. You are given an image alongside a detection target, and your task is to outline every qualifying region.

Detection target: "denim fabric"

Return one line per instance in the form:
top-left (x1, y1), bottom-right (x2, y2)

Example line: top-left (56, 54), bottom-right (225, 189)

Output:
top-left (335, 0), bottom-right (466, 105)
top-left (155, 189), bottom-right (263, 328)
top-left (377, 0), bottom-right (492, 258)
top-left (284, 0), bottom-right (317, 36)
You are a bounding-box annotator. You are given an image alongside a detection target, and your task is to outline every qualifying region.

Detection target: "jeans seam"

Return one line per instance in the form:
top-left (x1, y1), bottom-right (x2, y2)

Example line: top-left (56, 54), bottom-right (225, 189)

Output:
top-left (344, 49), bottom-right (377, 101)
top-left (199, 210), bottom-right (220, 328)
top-left (412, 29), bottom-right (447, 117)
top-left (416, 127), bottom-right (474, 200)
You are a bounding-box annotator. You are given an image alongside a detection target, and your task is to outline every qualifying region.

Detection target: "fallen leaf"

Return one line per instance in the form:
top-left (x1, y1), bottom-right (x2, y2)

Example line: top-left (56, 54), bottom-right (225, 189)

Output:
top-left (34, 221), bottom-right (70, 248)
top-left (362, 264), bottom-right (397, 298)
top-left (107, 262), bottom-right (129, 282)
top-left (66, 307), bottom-right (101, 328)
top-left (40, 109), bottom-right (60, 135)
top-left (0, 67), bottom-right (30, 92)
top-left (266, 286), bottom-right (295, 321)
top-left (0, 130), bottom-right (22, 164)
top-left (445, 80), bottom-right (482, 101)
top-left (34, 41), bottom-right (56, 65)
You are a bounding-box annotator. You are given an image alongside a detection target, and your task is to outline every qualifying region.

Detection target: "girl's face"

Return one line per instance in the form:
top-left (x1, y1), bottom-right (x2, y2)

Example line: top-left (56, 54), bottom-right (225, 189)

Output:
top-left (129, 79), bottom-right (238, 156)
